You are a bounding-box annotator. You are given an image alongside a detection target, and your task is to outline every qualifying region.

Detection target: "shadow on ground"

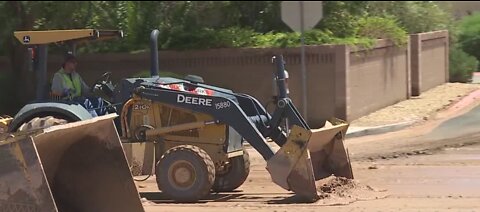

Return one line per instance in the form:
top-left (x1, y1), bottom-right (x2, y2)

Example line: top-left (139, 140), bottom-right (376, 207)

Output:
top-left (140, 191), bottom-right (297, 204)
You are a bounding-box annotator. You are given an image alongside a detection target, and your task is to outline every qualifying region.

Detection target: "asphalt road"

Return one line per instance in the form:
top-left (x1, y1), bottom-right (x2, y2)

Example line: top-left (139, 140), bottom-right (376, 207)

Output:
top-left (426, 102), bottom-right (480, 140)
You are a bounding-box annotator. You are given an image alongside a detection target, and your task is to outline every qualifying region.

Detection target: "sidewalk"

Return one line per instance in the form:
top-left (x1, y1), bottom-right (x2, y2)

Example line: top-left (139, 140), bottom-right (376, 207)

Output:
top-left (346, 82), bottom-right (480, 138)
top-left (346, 121), bottom-right (416, 138)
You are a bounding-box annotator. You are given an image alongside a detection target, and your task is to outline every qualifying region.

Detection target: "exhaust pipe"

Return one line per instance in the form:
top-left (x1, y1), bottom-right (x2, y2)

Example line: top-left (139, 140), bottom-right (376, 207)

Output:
top-left (273, 55), bottom-right (288, 99)
top-left (272, 55), bottom-right (290, 103)
top-left (150, 29), bottom-right (160, 77)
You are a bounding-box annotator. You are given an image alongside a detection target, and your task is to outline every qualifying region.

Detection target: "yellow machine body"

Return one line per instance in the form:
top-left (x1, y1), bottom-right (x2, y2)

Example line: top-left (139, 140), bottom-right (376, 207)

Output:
top-left (120, 95), bottom-right (243, 176)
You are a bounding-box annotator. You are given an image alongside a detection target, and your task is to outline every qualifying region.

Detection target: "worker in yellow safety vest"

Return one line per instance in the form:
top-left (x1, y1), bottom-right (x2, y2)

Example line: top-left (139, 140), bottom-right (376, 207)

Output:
top-left (51, 53), bottom-right (91, 99)
top-left (51, 52), bottom-right (107, 117)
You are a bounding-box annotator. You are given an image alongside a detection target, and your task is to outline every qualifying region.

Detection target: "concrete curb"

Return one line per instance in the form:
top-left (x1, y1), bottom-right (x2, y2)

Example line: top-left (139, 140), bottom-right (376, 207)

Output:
top-left (345, 121), bottom-right (417, 139)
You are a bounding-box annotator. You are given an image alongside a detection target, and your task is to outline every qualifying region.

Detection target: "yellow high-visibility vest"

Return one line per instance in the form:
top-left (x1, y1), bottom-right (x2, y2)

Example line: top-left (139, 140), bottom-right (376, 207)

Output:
top-left (59, 68), bottom-right (82, 98)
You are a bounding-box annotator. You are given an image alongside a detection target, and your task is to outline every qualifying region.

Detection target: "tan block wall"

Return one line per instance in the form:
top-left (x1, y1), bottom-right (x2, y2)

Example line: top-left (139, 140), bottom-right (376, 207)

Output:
top-left (420, 31), bottom-right (449, 92)
top-left (411, 30), bottom-right (449, 96)
top-left (347, 40), bottom-right (410, 121)
top-left (156, 47), bottom-right (340, 128)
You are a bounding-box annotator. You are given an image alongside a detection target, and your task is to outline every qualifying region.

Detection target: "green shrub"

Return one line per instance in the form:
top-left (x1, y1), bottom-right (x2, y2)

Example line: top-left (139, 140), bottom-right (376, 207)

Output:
top-left (366, 1), bottom-right (451, 34)
top-left (458, 12), bottom-right (480, 63)
top-left (356, 16), bottom-right (408, 47)
top-left (318, 1), bottom-right (364, 38)
top-left (160, 26), bottom-right (376, 49)
top-left (162, 27), bottom-right (260, 50)
top-left (449, 46), bottom-right (478, 83)
top-left (162, 28), bottom-right (220, 50)
top-left (252, 29), bottom-right (375, 49)
top-left (216, 27), bottom-right (260, 48)
top-left (158, 15), bottom-right (402, 50)
top-left (253, 31), bottom-right (301, 48)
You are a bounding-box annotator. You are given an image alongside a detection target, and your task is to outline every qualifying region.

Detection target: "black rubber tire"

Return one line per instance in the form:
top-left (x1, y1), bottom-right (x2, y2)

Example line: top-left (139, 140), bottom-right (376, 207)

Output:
top-left (212, 148), bottom-right (250, 192)
top-left (155, 145), bottom-right (215, 202)
top-left (17, 116), bottom-right (68, 132)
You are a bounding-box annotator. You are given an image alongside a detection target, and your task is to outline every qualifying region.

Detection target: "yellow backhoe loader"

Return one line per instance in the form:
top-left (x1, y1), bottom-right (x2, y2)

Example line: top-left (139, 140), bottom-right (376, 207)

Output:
top-left (2, 28), bottom-right (354, 208)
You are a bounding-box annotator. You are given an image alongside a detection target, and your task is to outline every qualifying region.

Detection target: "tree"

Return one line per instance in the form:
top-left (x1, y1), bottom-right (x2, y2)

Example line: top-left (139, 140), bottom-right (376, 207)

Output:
top-left (365, 1), bottom-right (451, 34)
top-left (457, 12), bottom-right (480, 67)
top-left (1, 1), bottom-right (40, 107)
top-left (316, 1), bottom-right (369, 38)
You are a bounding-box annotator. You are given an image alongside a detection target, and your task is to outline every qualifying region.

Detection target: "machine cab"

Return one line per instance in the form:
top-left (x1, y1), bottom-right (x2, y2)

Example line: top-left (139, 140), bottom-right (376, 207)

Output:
top-left (14, 29), bottom-right (124, 102)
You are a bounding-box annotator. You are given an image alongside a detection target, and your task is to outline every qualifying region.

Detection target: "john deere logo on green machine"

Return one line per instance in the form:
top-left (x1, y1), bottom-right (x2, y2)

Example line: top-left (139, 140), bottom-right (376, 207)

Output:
top-left (23, 36), bottom-right (30, 44)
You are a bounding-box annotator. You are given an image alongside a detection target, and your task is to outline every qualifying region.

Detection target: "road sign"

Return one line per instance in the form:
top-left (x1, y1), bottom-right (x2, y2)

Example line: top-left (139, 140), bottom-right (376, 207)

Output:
top-left (281, 1), bottom-right (323, 32)
top-left (280, 1), bottom-right (323, 121)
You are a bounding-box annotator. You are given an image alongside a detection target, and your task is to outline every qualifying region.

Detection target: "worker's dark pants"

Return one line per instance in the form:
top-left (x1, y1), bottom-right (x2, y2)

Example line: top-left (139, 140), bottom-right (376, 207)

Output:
top-left (72, 96), bottom-right (107, 117)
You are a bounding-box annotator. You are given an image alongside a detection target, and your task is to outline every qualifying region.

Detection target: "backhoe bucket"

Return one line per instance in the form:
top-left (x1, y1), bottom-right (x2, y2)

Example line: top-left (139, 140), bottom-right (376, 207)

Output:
top-left (267, 118), bottom-right (352, 202)
top-left (0, 114), bottom-right (144, 212)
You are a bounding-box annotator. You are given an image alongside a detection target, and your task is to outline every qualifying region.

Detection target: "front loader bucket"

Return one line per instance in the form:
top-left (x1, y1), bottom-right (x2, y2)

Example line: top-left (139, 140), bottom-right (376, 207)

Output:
top-left (308, 118), bottom-right (353, 180)
top-left (0, 114), bottom-right (144, 212)
top-left (267, 118), bottom-right (352, 202)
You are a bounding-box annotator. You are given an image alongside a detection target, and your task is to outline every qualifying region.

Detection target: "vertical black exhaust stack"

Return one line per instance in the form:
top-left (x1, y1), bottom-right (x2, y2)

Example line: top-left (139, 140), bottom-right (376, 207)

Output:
top-left (274, 55), bottom-right (288, 99)
top-left (150, 29), bottom-right (160, 77)
top-left (36, 45), bottom-right (48, 101)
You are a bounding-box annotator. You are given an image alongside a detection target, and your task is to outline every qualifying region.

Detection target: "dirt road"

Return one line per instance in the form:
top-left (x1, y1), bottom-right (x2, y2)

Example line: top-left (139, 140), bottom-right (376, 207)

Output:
top-left (139, 103), bottom-right (480, 212)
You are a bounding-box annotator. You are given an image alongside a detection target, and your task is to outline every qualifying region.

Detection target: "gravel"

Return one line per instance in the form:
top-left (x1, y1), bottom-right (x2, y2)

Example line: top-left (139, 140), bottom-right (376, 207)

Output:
top-left (350, 83), bottom-right (480, 127)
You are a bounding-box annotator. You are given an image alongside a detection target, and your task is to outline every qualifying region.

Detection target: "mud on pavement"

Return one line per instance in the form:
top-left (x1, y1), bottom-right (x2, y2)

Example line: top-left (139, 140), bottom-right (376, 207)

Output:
top-left (312, 176), bottom-right (388, 206)
top-left (139, 175), bottom-right (388, 207)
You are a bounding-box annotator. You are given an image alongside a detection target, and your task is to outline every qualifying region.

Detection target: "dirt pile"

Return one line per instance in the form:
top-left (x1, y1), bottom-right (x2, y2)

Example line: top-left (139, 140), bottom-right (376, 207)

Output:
top-left (315, 176), bottom-right (388, 206)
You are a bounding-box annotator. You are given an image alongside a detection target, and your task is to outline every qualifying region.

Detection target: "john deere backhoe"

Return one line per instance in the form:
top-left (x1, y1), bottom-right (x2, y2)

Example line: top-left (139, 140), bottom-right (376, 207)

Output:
top-left (1, 28), bottom-right (354, 209)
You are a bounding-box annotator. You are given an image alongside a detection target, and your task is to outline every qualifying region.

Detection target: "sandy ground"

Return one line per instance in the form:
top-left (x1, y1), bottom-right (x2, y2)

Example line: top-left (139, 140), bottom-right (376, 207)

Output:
top-left (139, 143), bottom-right (480, 212)
top-left (137, 101), bottom-right (480, 212)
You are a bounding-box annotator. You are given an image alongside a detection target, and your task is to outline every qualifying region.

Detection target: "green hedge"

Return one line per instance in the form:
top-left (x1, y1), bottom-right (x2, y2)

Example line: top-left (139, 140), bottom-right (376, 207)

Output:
top-left (449, 46), bottom-right (478, 83)
top-left (453, 12), bottom-right (480, 83)
top-left (162, 27), bottom-right (383, 50)
top-left (458, 12), bottom-right (480, 64)
top-left (356, 16), bottom-right (408, 47)
top-left (160, 15), bottom-right (409, 51)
